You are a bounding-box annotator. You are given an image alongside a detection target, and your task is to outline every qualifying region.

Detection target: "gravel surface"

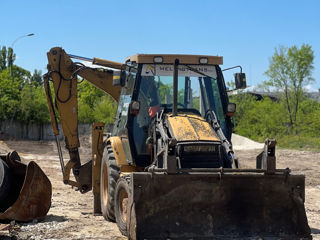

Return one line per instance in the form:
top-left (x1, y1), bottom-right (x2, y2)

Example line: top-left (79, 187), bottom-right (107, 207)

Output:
top-left (0, 135), bottom-right (319, 239)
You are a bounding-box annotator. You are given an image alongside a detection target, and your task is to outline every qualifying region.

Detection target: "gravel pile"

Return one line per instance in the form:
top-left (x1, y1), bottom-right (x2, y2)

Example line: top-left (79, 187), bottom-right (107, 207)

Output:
top-left (231, 133), bottom-right (264, 150)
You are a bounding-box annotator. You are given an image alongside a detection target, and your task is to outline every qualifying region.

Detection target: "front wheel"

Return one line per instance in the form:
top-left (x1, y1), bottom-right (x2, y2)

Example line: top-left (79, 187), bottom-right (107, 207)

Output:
top-left (115, 177), bottom-right (130, 236)
top-left (100, 144), bottom-right (120, 221)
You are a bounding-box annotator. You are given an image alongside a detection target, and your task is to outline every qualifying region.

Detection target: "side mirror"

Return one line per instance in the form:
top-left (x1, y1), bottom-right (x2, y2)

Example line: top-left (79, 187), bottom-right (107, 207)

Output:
top-left (113, 70), bottom-right (126, 87)
top-left (234, 73), bottom-right (246, 89)
top-left (226, 103), bottom-right (236, 117)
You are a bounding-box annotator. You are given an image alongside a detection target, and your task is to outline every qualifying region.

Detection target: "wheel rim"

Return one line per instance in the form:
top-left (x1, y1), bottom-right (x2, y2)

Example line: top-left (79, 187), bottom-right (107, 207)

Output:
top-left (102, 161), bottom-right (109, 204)
top-left (119, 188), bottom-right (128, 223)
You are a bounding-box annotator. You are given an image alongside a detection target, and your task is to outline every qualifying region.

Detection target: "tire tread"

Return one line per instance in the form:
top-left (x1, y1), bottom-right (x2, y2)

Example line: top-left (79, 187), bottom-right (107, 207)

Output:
top-left (100, 144), bottom-right (120, 221)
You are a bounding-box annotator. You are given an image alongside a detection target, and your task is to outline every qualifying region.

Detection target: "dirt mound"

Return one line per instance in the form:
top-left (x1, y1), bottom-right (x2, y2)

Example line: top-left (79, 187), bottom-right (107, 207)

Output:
top-left (231, 133), bottom-right (264, 150)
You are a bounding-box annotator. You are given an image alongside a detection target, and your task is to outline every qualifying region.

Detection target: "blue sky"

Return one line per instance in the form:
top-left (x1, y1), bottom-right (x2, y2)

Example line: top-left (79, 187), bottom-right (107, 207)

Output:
top-left (1, 0), bottom-right (319, 90)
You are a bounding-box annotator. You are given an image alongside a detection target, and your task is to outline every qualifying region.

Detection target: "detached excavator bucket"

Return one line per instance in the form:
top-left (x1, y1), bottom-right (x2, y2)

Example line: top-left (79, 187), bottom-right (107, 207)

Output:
top-left (0, 152), bottom-right (52, 222)
top-left (127, 171), bottom-right (311, 239)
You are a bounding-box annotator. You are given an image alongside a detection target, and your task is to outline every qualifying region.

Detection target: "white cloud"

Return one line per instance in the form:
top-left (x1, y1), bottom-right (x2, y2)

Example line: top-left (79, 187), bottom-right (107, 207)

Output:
top-left (305, 84), bottom-right (317, 93)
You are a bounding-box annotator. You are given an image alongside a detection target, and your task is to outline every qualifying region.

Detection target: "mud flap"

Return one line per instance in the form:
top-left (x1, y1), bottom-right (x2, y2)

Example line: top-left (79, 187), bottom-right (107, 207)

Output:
top-left (0, 157), bottom-right (52, 222)
top-left (127, 172), bottom-right (310, 239)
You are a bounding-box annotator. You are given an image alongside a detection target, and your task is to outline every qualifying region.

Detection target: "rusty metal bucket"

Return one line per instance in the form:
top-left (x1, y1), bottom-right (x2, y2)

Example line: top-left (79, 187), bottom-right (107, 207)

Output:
top-left (127, 171), bottom-right (311, 239)
top-left (0, 152), bottom-right (52, 222)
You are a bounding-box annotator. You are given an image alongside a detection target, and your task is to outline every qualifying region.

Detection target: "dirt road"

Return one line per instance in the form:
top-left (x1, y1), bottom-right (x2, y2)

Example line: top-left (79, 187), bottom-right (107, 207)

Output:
top-left (0, 137), bottom-right (319, 239)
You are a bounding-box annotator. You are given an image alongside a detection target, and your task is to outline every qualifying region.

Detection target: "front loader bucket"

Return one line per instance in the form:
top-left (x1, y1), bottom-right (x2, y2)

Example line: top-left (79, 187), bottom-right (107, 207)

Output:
top-left (0, 157), bottom-right (52, 222)
top-left (127, 172), bottom-right (311, 239)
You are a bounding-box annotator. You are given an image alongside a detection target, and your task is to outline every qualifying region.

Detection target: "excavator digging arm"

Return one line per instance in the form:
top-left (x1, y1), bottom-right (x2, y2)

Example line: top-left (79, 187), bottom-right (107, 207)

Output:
top-left (43, 47), bottom-right (122, 193)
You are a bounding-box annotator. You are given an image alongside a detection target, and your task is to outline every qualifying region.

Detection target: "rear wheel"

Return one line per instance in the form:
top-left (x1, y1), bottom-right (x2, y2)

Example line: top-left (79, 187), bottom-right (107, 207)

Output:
top-left (0, 159), bottom-right (12, 211)
top-left (115, 177), bottom-right (130, 236)
top-left (100, 144), bottom-right (120, 221)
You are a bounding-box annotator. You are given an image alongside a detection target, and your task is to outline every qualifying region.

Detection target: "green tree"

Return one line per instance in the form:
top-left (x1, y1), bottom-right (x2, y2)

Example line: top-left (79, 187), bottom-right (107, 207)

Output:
top-left (264, 44), bottom-right (314, 131)
top-left (0, 46), bottom-right (7, 70)
top-left (7, 47), bottom-right (16, 73)
top-left (78, 81), bottom-right (104, 108)
top-left (296, 99), bottom-right (320, 137)
top-left (0, 46), bottom-right (16, 72)
top-left (231, 93), bottom-right (320, 150)
top-left (78, 81), bottom-right (116, 124)
top-left (30, 69), bottom-right (43, 86)
top-left (12, 65), bottom-right (31, 86)
top-left (19, 82), bottom-right (49, 123)
top-left (0, 70), bottom-right (21, 120)
top-left (92, 95), bottom-right (117, 124)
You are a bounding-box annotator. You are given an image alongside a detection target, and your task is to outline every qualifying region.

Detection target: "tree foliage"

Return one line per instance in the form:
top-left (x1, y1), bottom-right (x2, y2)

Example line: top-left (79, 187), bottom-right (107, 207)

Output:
top-left (77, 81), bottom-right (117, 124)
top-left (264, 44), bottom-right (314, 131)
top-left (0, 46), bottom-right (16, 72)
top-left (30, 69), bottom-right (43, 86)
top-left (0, 46), bottom-right (7, 70)
top-left (19, 82), bottom-right (49, 123)
top-left (0, 70), bottom-right (21, 120)
top-left (0, 46), bottom-right (116, 125)
top-left (231, 93), bottom-right (320, 150)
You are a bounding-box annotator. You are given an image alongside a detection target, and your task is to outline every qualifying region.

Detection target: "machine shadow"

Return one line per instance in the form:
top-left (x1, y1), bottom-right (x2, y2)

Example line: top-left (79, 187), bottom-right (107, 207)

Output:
top-left (311, 227), bottom-right (320, 234)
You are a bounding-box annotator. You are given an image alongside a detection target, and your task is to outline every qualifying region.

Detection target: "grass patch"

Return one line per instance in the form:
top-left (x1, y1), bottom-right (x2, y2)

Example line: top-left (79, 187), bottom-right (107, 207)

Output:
top-left (276, 135), bottom-right (320, 152)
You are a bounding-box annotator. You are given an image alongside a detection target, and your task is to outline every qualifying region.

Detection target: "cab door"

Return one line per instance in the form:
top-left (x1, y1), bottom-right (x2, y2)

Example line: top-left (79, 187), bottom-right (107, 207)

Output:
top-left (112, 67), bottom-right (137, 164)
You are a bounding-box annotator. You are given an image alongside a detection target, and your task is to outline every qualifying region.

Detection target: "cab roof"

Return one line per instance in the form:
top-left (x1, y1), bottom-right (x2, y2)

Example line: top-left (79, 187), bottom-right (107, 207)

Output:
top-left (126, 54), bottom-right (223, 65)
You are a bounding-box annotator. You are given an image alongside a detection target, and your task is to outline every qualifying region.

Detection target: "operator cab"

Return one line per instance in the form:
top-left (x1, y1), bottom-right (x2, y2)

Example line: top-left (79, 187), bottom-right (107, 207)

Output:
top-left (113, 54), bottom-right (237, 167)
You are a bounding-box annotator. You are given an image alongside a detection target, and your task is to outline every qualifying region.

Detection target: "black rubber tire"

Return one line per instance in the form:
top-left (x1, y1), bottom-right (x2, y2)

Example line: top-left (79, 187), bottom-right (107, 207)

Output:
top-left (115, 177), bottom-right (130, 236)
top-left (0, 159), bottom-right (12, 211)
top-left (100, 144), bottom-right (120, 221)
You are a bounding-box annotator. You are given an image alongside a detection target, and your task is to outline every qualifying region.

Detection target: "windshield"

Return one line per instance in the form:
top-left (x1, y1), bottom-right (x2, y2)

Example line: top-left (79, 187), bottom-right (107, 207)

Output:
top-left (140, 64), bottom-right (224, 119)
top-left (132, 63), bottom-right (227, 156)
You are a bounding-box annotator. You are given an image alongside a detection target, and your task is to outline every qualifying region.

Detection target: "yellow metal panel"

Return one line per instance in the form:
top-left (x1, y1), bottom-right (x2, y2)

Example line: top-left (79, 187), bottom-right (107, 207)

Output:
top-left (126, 54), bottom-right (223, 65)
top-left (46, 47), bottom-right (121, 149)
top-left (92, 57), bottom-right (123, 70)
top-left (167, 114), bottom-right (220, 142)
top-left (47, 47), bottom-right (79, 149)
top-left (108, 136), bottom-right (127, 167)
top-left (92, 122), bottom-right (104, 213)
top-left (78, 68), bottom-right (121, 101)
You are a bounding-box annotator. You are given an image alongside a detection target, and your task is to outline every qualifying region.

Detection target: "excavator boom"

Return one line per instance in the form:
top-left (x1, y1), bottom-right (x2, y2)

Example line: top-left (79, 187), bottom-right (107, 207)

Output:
top-left (44, 47), bottom-right (121, 193)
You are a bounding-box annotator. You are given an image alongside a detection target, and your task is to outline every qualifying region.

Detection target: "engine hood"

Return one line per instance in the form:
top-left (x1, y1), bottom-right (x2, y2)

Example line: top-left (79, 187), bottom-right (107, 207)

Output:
top-left (166, 113), bottom-right (220, 142)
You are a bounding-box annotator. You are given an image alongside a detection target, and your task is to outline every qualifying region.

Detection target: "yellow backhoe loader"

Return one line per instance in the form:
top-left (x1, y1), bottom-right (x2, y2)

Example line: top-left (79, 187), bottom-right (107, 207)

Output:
top-left (43, 47), bottom-right (311, 239)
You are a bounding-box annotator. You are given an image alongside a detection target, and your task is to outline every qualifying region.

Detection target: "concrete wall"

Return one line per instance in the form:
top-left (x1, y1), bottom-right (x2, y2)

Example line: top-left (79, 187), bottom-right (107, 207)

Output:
top-left (0, 120), bottom-right (92, 141)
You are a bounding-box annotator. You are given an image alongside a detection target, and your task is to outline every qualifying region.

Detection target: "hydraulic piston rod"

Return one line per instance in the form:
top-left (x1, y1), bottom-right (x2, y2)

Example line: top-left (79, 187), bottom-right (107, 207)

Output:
top-left (68, 54), bottom-right (123, 70)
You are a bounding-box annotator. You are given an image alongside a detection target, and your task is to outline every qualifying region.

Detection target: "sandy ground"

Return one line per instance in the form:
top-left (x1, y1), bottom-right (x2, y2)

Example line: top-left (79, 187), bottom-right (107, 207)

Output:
top-left (0, 135), bottom-right (319, 239)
